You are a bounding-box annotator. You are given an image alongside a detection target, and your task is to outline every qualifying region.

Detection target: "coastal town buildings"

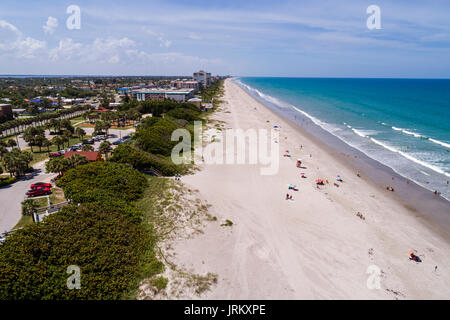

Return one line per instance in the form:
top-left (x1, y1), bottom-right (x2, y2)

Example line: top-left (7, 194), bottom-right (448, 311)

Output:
top-left (170, 79), bottom-right (200, 90)
top-left (193, 70), bottom-right (211, 87)
top-left (133, 88), bottom-right (194, 102)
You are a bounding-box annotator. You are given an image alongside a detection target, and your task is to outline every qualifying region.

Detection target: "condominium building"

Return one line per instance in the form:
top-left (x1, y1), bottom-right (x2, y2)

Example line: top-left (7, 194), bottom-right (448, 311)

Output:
top-left (133, 89), bottom-right (195, 102)
top-left (170, 80), bottom-right (200, 90)
top-left (193, 70), bottom-right (211, 87)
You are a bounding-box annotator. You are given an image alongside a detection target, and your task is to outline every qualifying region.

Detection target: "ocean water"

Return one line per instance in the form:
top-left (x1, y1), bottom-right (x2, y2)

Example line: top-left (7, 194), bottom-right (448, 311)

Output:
top-left (235, 77), bottom-right (450, 201)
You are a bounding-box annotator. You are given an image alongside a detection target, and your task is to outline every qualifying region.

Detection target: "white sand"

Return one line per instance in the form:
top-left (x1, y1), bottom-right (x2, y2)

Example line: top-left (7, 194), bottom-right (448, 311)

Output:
top-left (175, 79), bottom-right (450, 299)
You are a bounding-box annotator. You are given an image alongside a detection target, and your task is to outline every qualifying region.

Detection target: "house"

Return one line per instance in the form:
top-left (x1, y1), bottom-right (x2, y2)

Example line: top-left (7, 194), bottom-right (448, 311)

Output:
top-left (187, 97), bottom-right (202, 108)
top-left (64, 151), bottom-right (103, 162)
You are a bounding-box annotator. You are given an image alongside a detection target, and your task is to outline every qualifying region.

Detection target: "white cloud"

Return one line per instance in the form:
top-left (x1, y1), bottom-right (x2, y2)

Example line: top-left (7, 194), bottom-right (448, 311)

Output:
top-left (49, 38), bottom-right (83, 61)
top-left (50, 37), bottom-right (136, 63)
top-left (0, 20), bottom-right (46, 58)
top-left (43, 16), bottom-right (58, 34)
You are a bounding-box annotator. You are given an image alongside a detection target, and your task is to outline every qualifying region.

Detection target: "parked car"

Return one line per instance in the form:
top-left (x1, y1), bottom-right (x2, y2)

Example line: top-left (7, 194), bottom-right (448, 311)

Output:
top-left (49, 152), bottom-right (61, 157)
top-left (30, 182), bottom-right (52, 189)
top-left (83, 139), bottom-right (94, 145)
top-left (26, 186), bottom-right (51, 197)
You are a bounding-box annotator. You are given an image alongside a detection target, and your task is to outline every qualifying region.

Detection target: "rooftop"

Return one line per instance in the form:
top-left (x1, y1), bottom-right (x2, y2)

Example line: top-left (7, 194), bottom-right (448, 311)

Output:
top-left (64, 151), bottom-right (101, 162)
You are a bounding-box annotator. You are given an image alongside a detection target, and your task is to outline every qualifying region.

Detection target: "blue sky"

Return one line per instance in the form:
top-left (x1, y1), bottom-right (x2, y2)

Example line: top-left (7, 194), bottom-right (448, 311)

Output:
top-left (1, 0), bottom-right (449, 77)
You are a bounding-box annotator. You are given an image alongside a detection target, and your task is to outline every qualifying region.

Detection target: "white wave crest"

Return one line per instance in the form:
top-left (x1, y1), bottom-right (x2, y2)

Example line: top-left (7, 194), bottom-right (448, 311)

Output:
top-left (429, 138), bottom-right (450, 149)
top-left (370, 138), bottom-right (450, 178)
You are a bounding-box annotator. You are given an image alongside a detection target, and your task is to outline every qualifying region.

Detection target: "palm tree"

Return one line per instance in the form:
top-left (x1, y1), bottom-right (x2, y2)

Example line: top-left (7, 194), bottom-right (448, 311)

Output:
top-left (82, 144), bottom-right (94, 152)
top-left (62, 130), bottom-right (72, 148)
top-left (51, 136), bottom-right (64, 151)
top-left (67, 154), bottom-right (88, 168)
top-left (99, 141), bottom-right (111, 160)
top-left (75, 127), bottom-right (86, 141)
top-left (34, 134), bottom-right (45, 153)
top-left (42, 138), bottom-right (52, 152)
top-left (46, 157), bottom-right (65, 176)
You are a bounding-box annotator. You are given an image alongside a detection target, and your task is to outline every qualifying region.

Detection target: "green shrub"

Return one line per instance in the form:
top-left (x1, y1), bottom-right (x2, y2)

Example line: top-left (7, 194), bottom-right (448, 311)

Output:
top-left (111, 144), bottom-right (184, 176)
top-left (150, 276), bottom-right (168, 290)
top-left (166, 108), bottom-right (201, 122)
top-left (0, 176), bottom-right (16, 187)
top-left (56, 162), bottom-right (148, 204)
top-left (0, 203), bottom-right (158, 299)
top-left (134, 118), bottom-right (181, 156)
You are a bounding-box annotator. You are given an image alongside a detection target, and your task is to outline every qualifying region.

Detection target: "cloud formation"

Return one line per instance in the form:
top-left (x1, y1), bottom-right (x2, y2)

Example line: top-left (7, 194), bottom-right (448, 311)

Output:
top-left (43, 16), bottom-right (58, 34)
top-left (0, 20), bottom-right (46, 59)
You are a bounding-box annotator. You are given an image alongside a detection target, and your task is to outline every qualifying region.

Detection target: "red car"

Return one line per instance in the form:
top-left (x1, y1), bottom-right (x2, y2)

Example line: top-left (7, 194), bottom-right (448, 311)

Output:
top-left (49, 152), bottom-right (61, 157)
top-left (26, 187), bottom-right (51, 197)
top-left (30, 182), bottom-right (52, 189)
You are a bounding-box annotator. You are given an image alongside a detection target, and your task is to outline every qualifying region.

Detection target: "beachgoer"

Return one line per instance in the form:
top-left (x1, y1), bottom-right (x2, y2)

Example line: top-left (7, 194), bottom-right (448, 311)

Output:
top-left (289, 195), bottom-right (293, 200)
top-left (286, 193), bottom-right (289, 200)
top-left (435, 266), bottom-right (438, 272)
top-left (357, 171), bottom-right (361, 177)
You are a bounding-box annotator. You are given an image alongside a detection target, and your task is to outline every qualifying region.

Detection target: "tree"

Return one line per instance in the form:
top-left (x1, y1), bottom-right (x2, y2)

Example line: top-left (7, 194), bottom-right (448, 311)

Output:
top-left (46, 157), bottom-right (65, 176)
top-left (6, 139), bottom-right (17, 149)
top-left (66, 154), bottom-right (88, 169)
top-left (99, 141), bottom-right (111, 160)
top-left (42, 138), bottom-right (52, 152)
top-left (51, 136), bottom-right (64, 151)
top-left (0, 145), bottom-right (8, 159)
top-left (2, 149), bottom-right (33, 177)
top-left (21, 199), bottom-right (38, 217)
top-left (82, 144), bottom-right (94, 152)
top-left (75, 127), bottom-right (86, 141)
top-left (23, 127), bottom-right (44, 152)
top-left (33, 134), bottom-right (45, 152)
top-left (62, 130), bottom-right (72, 148)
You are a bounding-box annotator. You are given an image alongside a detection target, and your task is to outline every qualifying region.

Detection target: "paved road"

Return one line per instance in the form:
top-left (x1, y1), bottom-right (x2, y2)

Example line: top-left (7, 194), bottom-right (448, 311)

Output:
top-left (0, 160), bottom-right (56, 233)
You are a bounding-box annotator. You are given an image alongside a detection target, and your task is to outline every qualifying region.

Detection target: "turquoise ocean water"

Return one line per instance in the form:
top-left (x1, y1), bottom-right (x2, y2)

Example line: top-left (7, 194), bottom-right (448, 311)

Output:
top-left (236, 77), bottom-right (450, 201)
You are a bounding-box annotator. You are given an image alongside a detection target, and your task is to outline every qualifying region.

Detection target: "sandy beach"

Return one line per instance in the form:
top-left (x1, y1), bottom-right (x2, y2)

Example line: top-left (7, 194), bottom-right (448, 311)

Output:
top-left (172, 78), bottom-right (450, 299)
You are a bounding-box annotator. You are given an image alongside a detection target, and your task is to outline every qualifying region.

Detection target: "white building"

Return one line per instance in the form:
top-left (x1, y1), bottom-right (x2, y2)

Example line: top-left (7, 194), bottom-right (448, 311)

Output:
top-left (193, 70), bottom-right (211, 87)
top-left (133, 89), bottom-right (194, 102)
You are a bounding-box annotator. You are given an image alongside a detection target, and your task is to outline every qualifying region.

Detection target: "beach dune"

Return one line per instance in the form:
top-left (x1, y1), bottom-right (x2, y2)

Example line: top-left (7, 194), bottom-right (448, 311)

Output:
top-left (176, 79), bottom-right (450, 299)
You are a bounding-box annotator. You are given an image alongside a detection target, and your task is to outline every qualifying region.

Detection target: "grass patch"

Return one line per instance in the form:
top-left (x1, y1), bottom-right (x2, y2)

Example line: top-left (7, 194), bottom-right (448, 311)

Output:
top-left (13, 215), bottom-right (33, 230)
top-left (150, 276), bottom-right (169, 290)
top-left (49, 187), bottom-right (66, 204)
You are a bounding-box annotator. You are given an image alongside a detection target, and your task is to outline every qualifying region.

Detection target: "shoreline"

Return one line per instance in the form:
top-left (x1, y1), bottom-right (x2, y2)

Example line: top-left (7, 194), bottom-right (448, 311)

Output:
top-left (176, 78), bottom-right (450, 299)
top-left (234, 78), bottom-right (450, 239)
